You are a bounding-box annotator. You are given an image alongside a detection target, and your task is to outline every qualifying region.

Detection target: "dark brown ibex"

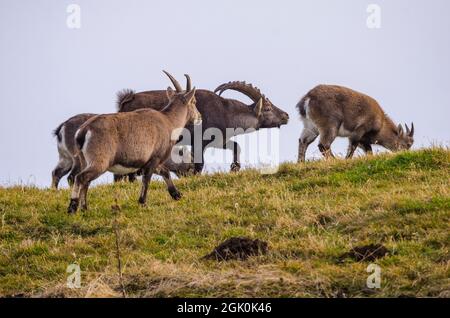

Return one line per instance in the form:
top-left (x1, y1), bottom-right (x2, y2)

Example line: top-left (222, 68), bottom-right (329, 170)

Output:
top-left (67, 71), bottom-right (201, 213)
top-left (52, 118), bottom-right (195, 188)
top-left (296, 85), bottom-right (414, 162)
top-left (116, 81), bottom-right (289, 175)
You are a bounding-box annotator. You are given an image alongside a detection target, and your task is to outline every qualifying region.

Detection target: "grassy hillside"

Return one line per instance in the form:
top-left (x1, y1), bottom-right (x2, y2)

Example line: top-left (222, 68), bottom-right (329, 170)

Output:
top-left (0, 148), bottom-right (449, 297)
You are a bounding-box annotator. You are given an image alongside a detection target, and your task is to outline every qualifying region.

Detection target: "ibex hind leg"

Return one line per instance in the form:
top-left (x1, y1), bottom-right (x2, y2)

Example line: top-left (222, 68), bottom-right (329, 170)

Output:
top-left (78, 165), bottom-right (106, 211)
top-left (52, 158), bottom-right (72, 189)
top-left (193, 141), bottom-right (206, 174)
top-left (67, 158), bottom-right (82, 187)
top-left (298, 127), bottom-right (319, 163)
top-left (318, 128), bottom-right (338, 159)
top-left (138, 159), bottom-right (160, 206)
top-left (68, 164), bottom-right (105, 213)
top-left (158, 167), bottom-right (182, 200)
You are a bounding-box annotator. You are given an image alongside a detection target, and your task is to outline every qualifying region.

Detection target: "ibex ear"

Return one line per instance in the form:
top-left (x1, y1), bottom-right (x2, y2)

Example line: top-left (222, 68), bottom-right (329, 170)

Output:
top-left (166, 87), bottom-right (176, 100)
top-left (183, 88), bottom-right (196, 104)
top-left (397, 124), bottom-right (404, 136)
top-left (254, 98), bottom-right (264, 117)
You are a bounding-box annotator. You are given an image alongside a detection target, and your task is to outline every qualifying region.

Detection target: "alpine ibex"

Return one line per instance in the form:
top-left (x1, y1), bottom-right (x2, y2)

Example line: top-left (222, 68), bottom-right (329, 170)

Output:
top-left (296, 85), bottom-right (415, 162)
top-left (52, 117), bottom-right (195, 189)
top-left (52, 113), bottom-right (95, 188)
top-left (67, 71), bottom-right (201, 213)
top-left (116, 80), bottom-right (289, 175)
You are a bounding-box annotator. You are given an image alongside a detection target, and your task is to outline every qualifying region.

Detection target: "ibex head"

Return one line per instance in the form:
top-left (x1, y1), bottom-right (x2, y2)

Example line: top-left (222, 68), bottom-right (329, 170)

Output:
top-left (163, 71), bottom-right (202, 126)
top-left (394, 122), bottom-right (415, 150)
top-left (383, 122), bottom-right (415, 151)
top-left (214, 81), bottom-right (289, 129)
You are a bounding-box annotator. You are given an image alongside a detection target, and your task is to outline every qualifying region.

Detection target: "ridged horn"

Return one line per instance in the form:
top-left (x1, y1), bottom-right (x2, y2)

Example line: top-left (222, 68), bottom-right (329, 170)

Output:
top-left (213, 81), bottom-right (265, 102)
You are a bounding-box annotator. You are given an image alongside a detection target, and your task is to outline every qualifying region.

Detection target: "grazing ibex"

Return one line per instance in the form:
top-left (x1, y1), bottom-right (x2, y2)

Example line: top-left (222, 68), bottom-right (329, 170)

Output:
top-left (67, 71), bottom-right (201, 213)
top-left (296, 85), bottom-right (415, 162)
top-left (52, 117), bottom-right (194, 189)
top-left (117, 80), bottom-right (289, 175)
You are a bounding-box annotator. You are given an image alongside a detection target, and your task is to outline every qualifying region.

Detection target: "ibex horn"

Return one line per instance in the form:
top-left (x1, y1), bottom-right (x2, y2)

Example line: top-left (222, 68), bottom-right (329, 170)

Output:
top-left (405, 123), bottom-right (410, 135)
top-left (163, 70), bottom-right (182, 93)
top-left (185, 74), bottom-right (191, 92)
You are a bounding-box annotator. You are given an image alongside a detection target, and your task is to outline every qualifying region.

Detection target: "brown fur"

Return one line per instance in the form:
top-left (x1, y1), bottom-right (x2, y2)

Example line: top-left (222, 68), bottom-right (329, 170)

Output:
top-left (297, 85), bottom-right (414, 162)
top-left (52, 116), bottom-right (194, 188)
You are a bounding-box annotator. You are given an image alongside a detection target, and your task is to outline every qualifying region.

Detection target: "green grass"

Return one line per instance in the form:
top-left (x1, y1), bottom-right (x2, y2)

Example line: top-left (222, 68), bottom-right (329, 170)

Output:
top-left (0, 148), bottom-right (449, 297)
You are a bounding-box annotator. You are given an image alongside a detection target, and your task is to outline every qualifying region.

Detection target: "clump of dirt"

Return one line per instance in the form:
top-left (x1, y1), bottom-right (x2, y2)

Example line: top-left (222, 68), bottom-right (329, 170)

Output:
top-left (316, 214), bottom-right (334, 226)
top-left (202, 237), bottom-right (269, 261)
top-left (340, 244), bottom-right (389, 262)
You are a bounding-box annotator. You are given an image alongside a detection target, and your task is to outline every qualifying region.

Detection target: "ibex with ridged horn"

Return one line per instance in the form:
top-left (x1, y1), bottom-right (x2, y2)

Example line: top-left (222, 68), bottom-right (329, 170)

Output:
top-left (116, 80), bottom-right (289, 175)
top-left (296, 85), bottom-right (415, 162)
top-left (67, 71), bottom-right (201, 213)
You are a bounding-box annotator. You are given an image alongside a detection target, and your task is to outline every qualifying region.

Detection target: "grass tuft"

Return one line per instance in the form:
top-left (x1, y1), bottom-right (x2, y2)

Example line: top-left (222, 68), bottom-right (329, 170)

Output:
top-left (0, 148), bottom-right (449, 297)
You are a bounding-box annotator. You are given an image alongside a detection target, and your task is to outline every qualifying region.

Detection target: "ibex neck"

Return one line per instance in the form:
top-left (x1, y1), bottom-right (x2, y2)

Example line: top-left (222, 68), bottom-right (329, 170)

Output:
top-left (162, 104), bottom-right (189, 136)
top-left (225, 101), bottom-right (259, 131)
top-left (374, 116), bottom-right (397, 149)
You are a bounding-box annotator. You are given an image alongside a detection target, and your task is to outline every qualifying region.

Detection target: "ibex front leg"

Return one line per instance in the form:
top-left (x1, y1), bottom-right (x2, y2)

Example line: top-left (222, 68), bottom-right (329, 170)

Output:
top-left (225, 140), bottom-right (241, 172)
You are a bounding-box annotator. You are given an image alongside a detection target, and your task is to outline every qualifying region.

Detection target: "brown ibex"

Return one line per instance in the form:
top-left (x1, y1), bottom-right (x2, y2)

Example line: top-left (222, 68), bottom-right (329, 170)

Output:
top-left (116, 81), bottom-right (289, 175)
top-left (52, 118), bottom-right (195, 188)
top-left (296, 85), bottom-right (414, 162)
top-left (67, 71), bottom-right (201, 213)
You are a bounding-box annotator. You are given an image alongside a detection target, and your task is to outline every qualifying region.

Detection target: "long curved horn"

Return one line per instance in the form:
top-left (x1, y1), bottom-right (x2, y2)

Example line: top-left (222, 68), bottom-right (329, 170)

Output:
top-left (184, 74), bottom-right (191, 92)
top-left (213, 81), bottom-right (265, 102)
top-left (163, 70), bottom-right (182, 93)
top-left (410, 122), bottom-right (414, 137)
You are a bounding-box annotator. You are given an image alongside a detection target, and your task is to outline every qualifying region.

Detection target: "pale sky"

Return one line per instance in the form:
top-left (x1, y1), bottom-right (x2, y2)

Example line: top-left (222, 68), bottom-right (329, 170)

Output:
top-left (1, 0), bottom-right (449, 187)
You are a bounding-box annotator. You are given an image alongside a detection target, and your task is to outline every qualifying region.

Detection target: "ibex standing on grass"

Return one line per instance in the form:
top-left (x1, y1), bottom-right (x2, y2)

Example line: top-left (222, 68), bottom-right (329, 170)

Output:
top-left (296, 85), bottom-right (414, 162)
top-left (117, 81), bottom-right (289, 175)
top-left (67, 71), bottom-right (201, 213)
top-left (53, 119), bottom-right (195, 188)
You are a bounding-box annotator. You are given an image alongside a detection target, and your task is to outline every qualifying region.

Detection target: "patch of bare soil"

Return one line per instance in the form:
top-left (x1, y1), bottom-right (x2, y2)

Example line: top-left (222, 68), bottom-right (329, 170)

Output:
top-left (340, 244), bottom-right (389, 262)
top-left (202, 237), bottom-right (269, 261)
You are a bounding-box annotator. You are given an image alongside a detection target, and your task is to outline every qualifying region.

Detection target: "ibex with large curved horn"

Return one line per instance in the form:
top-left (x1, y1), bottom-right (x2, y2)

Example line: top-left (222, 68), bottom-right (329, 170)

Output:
top-left (116, 80), bottom-right (289, 174)
top-left (67, 71), bottom-right (201, 213)
top-left (296, 85), bottom-right (415, 162)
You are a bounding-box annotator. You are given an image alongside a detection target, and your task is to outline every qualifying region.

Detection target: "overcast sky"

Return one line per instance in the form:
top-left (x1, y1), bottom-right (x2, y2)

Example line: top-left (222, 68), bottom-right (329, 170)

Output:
top-left (1, 0), bottom-right (449, 187)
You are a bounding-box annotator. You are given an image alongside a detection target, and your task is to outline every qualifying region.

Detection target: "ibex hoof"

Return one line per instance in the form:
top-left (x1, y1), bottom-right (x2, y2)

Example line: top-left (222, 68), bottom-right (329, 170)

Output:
top-left (170, 189), bottom-right (182, 201)
top-left (138, 198), bottom-right (147, 206)
top-left (67, 199), bottom-right (79, 214)
top-left (230, 162), bottom-right (241, 172)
